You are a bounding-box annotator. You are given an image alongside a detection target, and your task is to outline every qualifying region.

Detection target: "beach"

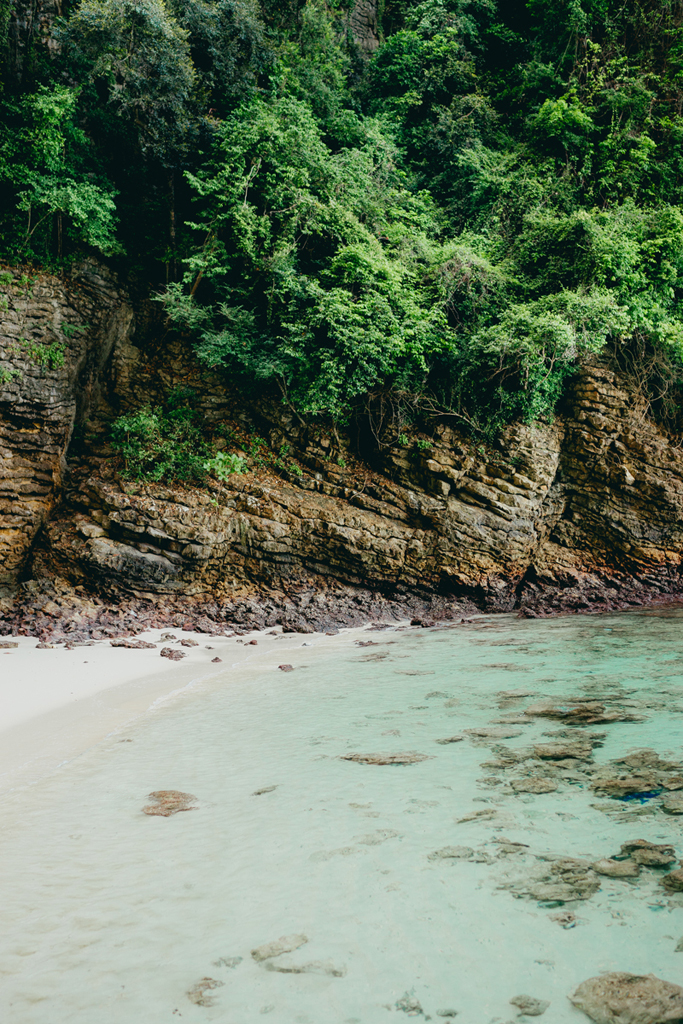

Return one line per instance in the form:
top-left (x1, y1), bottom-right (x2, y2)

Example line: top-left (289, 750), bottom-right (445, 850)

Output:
top-left (0, 625), bottom-right (349, 793)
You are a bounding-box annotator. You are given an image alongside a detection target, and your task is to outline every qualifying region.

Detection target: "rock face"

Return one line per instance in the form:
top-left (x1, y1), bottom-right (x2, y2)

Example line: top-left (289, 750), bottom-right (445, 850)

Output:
top-left (0, 264), bottom-right (132, 600)
top-left (4, 264), bottom-right (683, 634)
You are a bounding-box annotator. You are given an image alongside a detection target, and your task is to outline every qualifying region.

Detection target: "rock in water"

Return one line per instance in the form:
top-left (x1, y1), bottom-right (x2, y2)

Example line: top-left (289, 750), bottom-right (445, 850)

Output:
top-left (592, 858), bottom-right (640, 878)
top-left (511, 778), bottom-right (558, 794)
top-left (661, 869), bottom-right (683, 891)
top-left (661, 793), bottom-right (683, 814)
top-left (569, 972), bottom-right (683, 1023)
top-left (278, 664), bottom-right (294, 672)
top-left (251, 934), bottom-right (308, 962)
top-left (264, 959), bottom-right (346, 977)
top-left (621, 840), bottom-right (676, 866)
top-left (142, 790), bottom-right (197, 816)
top-left (510, 994), bottom-right (550, 1016)
top-left (0, 641), bottom-right (18, 648)
top-left (428, 846), bottom-right (474, 861)
top-left (464, 726), bottom-right (523, 739)
top-left (180, 638), bottom-right (199, 647)
top-left (187, 978), bottom-right (223, 1006)
top-left (341, 751), bottom-right (433, 765)
top-left (435, 735), bottom-right (465, 744)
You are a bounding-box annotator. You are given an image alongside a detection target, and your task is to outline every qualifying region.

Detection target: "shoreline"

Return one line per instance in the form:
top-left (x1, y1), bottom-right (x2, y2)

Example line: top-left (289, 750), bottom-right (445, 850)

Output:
top-left (0, 620), bottom-right (416, 794)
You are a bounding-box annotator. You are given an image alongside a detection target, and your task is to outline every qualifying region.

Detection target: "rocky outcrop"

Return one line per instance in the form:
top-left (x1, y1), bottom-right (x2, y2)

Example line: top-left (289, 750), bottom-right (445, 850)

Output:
top-left (3, 265), bottom-right (683, 635)
top-left (0, 264), bottom-right (133, 596)
top-left (349, 0), bottom-right (380, 54)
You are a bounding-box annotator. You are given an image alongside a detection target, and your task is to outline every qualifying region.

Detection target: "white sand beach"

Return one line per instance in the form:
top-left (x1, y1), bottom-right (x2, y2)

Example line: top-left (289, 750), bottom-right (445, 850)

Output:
top-left (0, 626), bottom-right (346, 792)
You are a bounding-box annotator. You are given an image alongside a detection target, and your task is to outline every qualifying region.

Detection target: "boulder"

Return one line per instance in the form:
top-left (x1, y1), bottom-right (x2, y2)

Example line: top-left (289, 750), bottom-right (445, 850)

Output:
top-left (569, 972), bottom-right (683, 1023)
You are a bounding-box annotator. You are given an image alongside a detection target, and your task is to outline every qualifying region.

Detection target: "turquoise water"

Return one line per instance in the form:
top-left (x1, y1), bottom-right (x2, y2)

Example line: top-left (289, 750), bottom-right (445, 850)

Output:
top-left (2, 610), bottom-right (683, 1023)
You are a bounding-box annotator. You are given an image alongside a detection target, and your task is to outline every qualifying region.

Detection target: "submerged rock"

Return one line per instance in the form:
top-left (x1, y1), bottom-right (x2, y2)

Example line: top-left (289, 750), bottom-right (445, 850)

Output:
top-left (661, 793), bottom-right (683, 814)
top-left (278, 664), bottom-right (294, 672)
top-left (251, 934), bottom-right (308, 962)
top-left (524, 699), bottom-right (643, 724)
top-left (142, 790), bottom-right (197, 816)
top-left (516, 858), bottom-right (600, 904)
top-left (621, 840), bottom-right (676, 866)
top-left (592, 858), bottom-right (640, 878)
top-left (264, 959), bottom-right (346, 977)
top-left (661, 868), bottom-right (683, 891)
top-left (591, 775), bottom-right (659, 798)
top-left (511, 777), bottom-right (558, 794)
top-left (533, 741), bottom-right (593, 761)
top-left (428, 846), bottom-right (474, 861)
top-left (464, 726), bottom-right (524, 739)
top-left (435, 735), bottom-right (465, 745)
top-left (395, 992), bottom-right (424, 1015)
top-left (509, 994), bottom-right (550, 1016)
top-left (187, 978), bottom-right (224, 1006)
top-left (569, 972), bottom-right (683, 1023)
top-left (212, 956), bottom-right (242, 968)
top-left (341, 751), bottom-right (433, 765)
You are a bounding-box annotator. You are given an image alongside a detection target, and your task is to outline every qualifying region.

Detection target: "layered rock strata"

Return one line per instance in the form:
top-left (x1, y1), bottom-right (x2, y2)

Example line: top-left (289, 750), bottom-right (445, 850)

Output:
top-left (2, 265), bottom-right (683, 636)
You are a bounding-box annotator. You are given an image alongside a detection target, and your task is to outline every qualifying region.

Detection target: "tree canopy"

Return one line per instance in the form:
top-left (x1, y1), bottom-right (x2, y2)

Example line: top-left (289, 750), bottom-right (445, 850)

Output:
top-left (4, 0), bottom-right (683, 435)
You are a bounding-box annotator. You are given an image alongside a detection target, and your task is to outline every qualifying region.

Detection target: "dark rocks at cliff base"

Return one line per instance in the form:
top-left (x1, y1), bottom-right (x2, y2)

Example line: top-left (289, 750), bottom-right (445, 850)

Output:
top-left (341, 751), bottom-right (433, 766)
top-left (160, 647), bottom-right (185, 661)
top-left (187, 978), bottom-right (224, 1007)
top-left (569, 972), bottom-right (683, 1024)
top-left (110, 638), bottom-right (156, 649)
top-left (509, 994), bottom-right (549, 1016)
top-left (142, 790), bottom-right (197, 816)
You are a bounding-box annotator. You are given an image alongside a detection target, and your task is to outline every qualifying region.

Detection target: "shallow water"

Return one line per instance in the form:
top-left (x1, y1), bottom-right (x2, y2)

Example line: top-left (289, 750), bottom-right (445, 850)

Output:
top-left (3, 610), bottom-right (683, 1023)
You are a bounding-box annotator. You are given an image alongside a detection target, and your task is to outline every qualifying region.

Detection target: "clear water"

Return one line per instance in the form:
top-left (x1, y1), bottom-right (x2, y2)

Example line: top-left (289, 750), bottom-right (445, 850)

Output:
top-left (3, 610), bottom-right (683, 1023)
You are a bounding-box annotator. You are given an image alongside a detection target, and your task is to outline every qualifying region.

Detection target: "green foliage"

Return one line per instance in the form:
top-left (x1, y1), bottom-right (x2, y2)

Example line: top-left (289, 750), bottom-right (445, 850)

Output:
top-left (19, 337), bottom-right (68, 369)
top-left (203, 450), bottom-right (247, 478)
top-left (62, 0), bottom-right (196, 160)
top-left (8, 0), bottom-right (683, 437)
top-left (111, 403), bottom-right (212, 482)
top-left (0, 85), bottom-right (121, 260)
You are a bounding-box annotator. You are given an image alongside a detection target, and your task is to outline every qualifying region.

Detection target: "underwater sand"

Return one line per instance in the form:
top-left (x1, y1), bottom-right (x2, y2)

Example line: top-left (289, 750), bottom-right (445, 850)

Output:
top-left (2, 610), bottom-right (683, 1022)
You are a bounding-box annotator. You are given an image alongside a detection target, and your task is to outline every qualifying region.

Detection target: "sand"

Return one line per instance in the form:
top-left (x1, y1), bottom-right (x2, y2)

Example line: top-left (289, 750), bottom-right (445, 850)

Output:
top-left (0, 626), bottom-right (348, 792)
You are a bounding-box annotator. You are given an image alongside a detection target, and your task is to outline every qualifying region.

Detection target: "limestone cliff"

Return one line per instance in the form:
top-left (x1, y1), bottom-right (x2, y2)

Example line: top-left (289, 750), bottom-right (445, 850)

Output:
top-left (2, 265), bottom-right (683, 637)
